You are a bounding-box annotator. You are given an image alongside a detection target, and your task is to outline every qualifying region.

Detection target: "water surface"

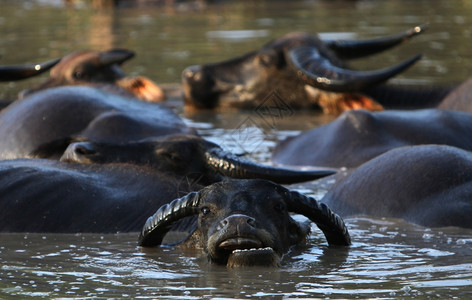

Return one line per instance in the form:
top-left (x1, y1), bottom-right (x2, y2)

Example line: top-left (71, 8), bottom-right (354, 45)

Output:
top-left (2, 220), bottom-right (472, 298)
top-left (0, 0), bottom-right (471, 298)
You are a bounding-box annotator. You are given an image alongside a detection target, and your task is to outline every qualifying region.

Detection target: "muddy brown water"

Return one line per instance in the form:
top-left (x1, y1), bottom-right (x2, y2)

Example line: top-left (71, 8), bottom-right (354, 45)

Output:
top-left (1, 0), bottom-right (472, 298)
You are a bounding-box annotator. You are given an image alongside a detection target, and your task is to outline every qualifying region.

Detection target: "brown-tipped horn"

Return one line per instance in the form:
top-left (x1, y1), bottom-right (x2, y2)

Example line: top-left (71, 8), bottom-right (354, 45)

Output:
top-left (0, 58), bottom-right (61, 82)
top-left (323, 24), bottom-right (428, 60)
top-left (288, 45), bottom-right (422, 92)
top-left (285, 190), bottom-right (351, 246)
top-left (139, 192), bottom-right (201, 247)
top-left (205, 148), bottom-right (336, 184)
top-left (99, 49), bottom-right (135, 66)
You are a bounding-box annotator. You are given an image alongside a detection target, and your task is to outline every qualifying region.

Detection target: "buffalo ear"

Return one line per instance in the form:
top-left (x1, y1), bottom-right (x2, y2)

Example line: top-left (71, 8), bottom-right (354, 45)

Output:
top-left (288, 218), bottom-right (311, 245)
top-left (285, 190), bottom-right (351, 246)
top-left (139, 192), bottom-right (201, 247)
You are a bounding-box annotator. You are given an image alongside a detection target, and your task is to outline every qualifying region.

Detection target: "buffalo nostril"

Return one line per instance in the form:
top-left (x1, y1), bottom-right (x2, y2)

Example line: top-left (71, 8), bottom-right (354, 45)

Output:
top-left (193, 72), bottom-right (202, 81)
top-left (183, 65), bottom-right (202, 81)
top-left (217, 219), bottom-right (228, 231)
top-left (218, 214), bottom-right (256, 231)
top-left (74, 144), bottom-right (96, 156)
top-left (183, 69), bottom-right (194, 79)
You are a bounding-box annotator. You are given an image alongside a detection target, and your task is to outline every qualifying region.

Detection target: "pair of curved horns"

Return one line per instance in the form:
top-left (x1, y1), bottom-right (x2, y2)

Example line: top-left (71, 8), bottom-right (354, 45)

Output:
top-left (0, 58), bottom-right (60, 82)
top-left (138, 186), bottom-right (350, 247)
top-left (288, 24), bottom-right (427, 92)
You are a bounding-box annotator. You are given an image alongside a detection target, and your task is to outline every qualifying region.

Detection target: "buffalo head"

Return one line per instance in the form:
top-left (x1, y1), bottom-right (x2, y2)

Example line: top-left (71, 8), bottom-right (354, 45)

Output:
top-left (60, 134), bottom-right (335, 185)
top-left (182, 25), bottom-right (426, 114)
top-left (139, 179), bottom-right (350, 267)
top-left (20, 49), bottom-right (164, 102)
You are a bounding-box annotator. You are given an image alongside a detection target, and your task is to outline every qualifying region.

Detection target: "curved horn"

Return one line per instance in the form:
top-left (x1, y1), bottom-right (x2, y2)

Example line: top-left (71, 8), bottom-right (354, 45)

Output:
top-left (205, 148), bottom-right (336, 184)
top-left (323, 24), bottom-right (428, 60)
top-left (285, 190), bottom-right (351, 246)
top-left (139, 192), bottom-right (201, 247)
top-left (288, 45), bottom-right (422, 92)
top-left (0, 58), bottom-right (61, 82)
top-left (99, 49), bottom-right (135, 66)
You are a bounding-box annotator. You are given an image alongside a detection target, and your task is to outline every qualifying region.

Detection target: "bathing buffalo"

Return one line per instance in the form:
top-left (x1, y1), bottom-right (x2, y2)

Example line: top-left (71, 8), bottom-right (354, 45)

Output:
top-left (0, 135), bottom-right (335, 233)
top-left (272, 109), bottom-right (472, 168)
top-left (19, 48), bottom-right (165, 102)
top-left (60, 134), bottom-right (335, 185)
top-left (139, 178), bottom-right (351, 267)
top-left (0, 85), bottom-right (194, 160)
top-left (320, 145), bottom-right (472, 229)
top-left (182, 25), bottom-right (453, 114)
top-left (0, 58), bottom-right (60, 82)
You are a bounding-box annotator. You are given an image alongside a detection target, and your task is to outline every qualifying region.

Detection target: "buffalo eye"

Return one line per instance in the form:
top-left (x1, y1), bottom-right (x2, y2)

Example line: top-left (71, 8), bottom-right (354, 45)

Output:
top-left (273, 202), bottom-right (286, 213)
top-left (166, 153), bottom-right (181, 162)
top-left (157, 149), bottom-right (183, 164)
top-left (257, 53), bottom-right (276, 67)
top-left (73, 70), bottom-right (84, 80)
top-left (257, 48), bottom-right (280, 67)
top-left (200, 206), bottom-right (211, 216)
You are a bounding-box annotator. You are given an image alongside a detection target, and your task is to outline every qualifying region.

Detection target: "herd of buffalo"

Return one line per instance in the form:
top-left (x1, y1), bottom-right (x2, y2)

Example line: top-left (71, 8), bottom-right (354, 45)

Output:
top-left (1, 25), bottom-right (471, 267)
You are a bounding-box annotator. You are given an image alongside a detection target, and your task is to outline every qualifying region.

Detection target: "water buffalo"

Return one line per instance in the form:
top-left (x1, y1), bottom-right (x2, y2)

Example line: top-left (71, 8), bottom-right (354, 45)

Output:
top-left (19, 48), bottom-right (165, 102)
top-left (0, 58), bottom-right (60, 82)
top-left (272, 109), bottom-right (472, 168)
top-left (139, 179), bottom-right (351, 267)
top-left (182, 25), bottom-right (450, 114)
top-left (0, 85), bottom-right (194, 160)
top-left (0, 136), bottom-right (335, 233)
top-left (60, 134), bottom-right (335, 185)
top-left (320, 145), bottom-right (472, 229)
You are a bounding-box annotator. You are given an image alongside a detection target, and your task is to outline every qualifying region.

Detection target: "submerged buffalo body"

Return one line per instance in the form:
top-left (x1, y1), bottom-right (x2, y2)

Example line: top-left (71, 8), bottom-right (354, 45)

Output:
top-left (272, 109), bottom-right (472, 168)
top-left (139, 179), bottom-right (351, 267)
top-left (0, 135), bottom-right (335, 233)
top-left (0, 159), bottom-right (188, 233)
top-left (182, 25), bottom-right (457, 114)
top-left (321, 145), bottom-right (472, 229)
top-left (438, 78), bottom-right (472, 112)
top-left (0, 86), bottom-right (195, 160)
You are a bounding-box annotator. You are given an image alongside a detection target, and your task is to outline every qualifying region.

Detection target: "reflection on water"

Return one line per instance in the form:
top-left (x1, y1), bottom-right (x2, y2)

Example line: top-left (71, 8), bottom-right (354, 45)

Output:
top-left (1, 0), bottom-right (472, 298)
